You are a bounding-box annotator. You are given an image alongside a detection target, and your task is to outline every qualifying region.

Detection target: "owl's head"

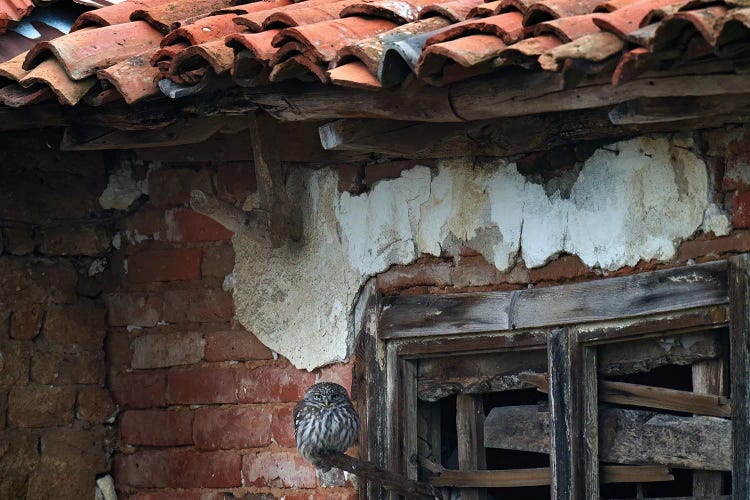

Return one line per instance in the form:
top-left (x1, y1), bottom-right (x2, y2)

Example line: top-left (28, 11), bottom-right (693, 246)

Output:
top-left (303, 382), bottom-right (352, 408)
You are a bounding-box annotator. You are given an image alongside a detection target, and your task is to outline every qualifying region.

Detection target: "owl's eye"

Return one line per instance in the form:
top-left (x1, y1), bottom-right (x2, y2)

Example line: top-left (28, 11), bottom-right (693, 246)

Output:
top-left (314, 394), bottom-right (321, 400)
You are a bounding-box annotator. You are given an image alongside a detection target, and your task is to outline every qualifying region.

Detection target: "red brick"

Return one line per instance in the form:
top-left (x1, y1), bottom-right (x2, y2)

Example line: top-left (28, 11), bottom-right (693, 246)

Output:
top-left (215, 162), bottom-right (256, 204)
top-left (120, 410), bottom-right (194, 446)
top-left (105, 292), bottom-right (163, 327)
top-left (111, 372), bottom-right (167, 409)
top-left (377, 260), bottom-right (452, 295)
top-left (193, 406), bottom-right (271, 450)
top-left (169, 450), bottom-right (243, 488)
top-left (204, 330), bottom-right (272, 362)
top-left (114, 451), bottom-right (171, 488)
top-left (8, 384), bottom-right (75, 427)
top-left (201, 244), bottom-right (235, 278)
top-left (242, 451), bottom-right (316, 488)
top-left (31, 345), bottom-right (105, 385)
top-left (679, 231), bottom-right (750, 261)
top-left (0, 257), bottom-right (77, 304)
top-left (238, 365), bottom-right (315, 403)
top-left (167, 209), bottom-right (233, 242)
top-left (271, 406), bottom-right (296, 448)
top-left (734, 191), bottom-right (750, 228)
top-left (10, 304), bottom-right (44, 340)
top-left (0, 340), bottom-right (31, 389)
top-left (43, 300), bottom-right (106, 345)
top-left (131, 331), bottom-right (205, 369)
top-left (40, 225), bottom-right (111, 256)
top-left (128, 248), bottom-right (202, 283)
top-left (163, 288), bottom-right (234, 323)
top-left (316, 362), bottom-right (354, 393)
top-left (127, 209), bottom-right (167, 238)
top-left (147, 168), bottom-right (213, 208)
top-left (77, 387), bottom-right (116, 422)
top-left (528, 254), bottom-right (592, 283)
top-left (167, 366), bottom-right (238, 404)
top-left (452, 255), bottom-right (529, 288)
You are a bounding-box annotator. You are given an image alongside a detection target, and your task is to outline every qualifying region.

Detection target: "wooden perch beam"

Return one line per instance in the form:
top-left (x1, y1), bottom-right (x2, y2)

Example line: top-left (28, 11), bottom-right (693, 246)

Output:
top-left (521, 373), bottom-right (731, 417)
top-left (484, 405), bottom-right (731, 470)
top-left (318, 451), bottom-right (441, 499)
top-left (189, 190), bottom-right (267, 238)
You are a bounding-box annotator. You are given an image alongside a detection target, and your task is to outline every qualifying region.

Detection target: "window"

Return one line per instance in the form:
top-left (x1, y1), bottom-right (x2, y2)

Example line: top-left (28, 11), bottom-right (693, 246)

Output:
top-left (353, 256), bottom-right (750, 499)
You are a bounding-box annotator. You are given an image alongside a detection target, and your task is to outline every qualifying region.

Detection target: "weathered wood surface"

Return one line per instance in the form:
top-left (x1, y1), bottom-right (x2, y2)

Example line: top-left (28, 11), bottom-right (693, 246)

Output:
top-left (608, 94), bottom-right (750, 125)
top-left (398, 330), bottom-right (548, 358)
top-left (319, 451), bottom-right (441, 499)
top-left (729, 253), bottom-right (750, 498)
top-left (417, 331), bottom-right (721, 400)
top-left (424, 464), bottom-right (672, 487)
top-left (581, 347), bottom-right (599, 500)
top-left (189, 190), bottom-right (266, 236)
top-left (692, 357), bottom-right (727, 495)
top-left (455, 394), bottom-right (486, 500)
top-left (484, 406), bottom-right (731, 470)
top-left (523, 373), bottom-right (731, 417)
top-left (417, 401), bottom-right (441, 465)
top-left (380, 261), bottom-right (728, 339)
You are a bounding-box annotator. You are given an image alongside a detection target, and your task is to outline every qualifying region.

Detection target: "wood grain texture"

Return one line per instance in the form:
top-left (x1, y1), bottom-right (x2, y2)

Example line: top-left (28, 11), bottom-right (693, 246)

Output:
top-left (455, 394), bottom-right (487, 500)
top-left (380, 261), bottom-right (728, 339)
top-left (484, 405), bottom-right (731, 470)
top-left (729, 254), bottom-right (750, 497)
top-left (692, 357), bottom-right (727, 495)
top-left (581, 347), bottom-right (599, 499)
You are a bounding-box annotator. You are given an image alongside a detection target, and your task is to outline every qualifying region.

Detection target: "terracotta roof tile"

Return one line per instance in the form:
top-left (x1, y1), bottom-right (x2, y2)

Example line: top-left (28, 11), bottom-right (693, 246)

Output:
top-left (340, 0), bottom-right (441, 23)
top-left (98, 49), bottom-right (161, 103)
top-left (538, 29), bottom-right (622, 69)
top-left (24, 20), bottom-right (163, 79)
top-left (417, 33), bottom-right (507, 84)
top-left (424, 11), bottom-right (525, 44)
top-left (536, 12), bottom-right (600, 40)
top-left (0, 49), bottom-right (28, 82)
top-left (328, 59), bottom-right (384, 88)
top-left (467, 0), bottom-right (503, 18)
top-left (264, 0), bottom-right (359, 29)
top-left (161, 12), bottom-right (243, 46)
top-left (0, 0), bottom-right (33, 23)
top-left (234, 0), bottom-right (323, 31)
top-left (171, 38), bottom-right (235, 75)
top-left (590, 0), bottom-right (685, 37)
top-left (0, 81), bottom-right (53, 106)
top-left (419, 0), bottom-right (483, 21)
top-left (72, 0), bottom-right (173, 30)
top-left (19, 57), bottom-right (97, 105)
top-left (524, 0), bottom-right (603, 25)
top-left (130, 0), bottom-right (234, 33)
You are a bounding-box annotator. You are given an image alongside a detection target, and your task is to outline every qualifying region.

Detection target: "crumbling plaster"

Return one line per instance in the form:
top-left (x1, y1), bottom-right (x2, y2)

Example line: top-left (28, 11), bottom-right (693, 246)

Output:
top-left (230, 136), bottom-right (728, 369)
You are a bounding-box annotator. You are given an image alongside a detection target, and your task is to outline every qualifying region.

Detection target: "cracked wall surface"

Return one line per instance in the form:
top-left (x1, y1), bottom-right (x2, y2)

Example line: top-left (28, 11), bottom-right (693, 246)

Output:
top-left (232, 136), bottom-right (726, 370)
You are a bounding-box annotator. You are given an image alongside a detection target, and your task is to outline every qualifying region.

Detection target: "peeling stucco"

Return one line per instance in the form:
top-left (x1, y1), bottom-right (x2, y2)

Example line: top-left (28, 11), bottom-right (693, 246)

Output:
top-left (99, 164), bottom-right (148, 210)
top-left (232, 136), bottom-right (722, 369)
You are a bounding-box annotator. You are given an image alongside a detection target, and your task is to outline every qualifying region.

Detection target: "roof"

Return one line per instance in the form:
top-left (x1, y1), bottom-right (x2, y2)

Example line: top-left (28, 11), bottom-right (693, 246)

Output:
top-left (0, 0), bottom-right (749, 112)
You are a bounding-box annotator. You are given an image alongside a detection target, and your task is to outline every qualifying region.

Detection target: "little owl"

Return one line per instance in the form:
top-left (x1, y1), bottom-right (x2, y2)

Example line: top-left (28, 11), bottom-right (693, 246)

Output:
top-left (294, 382), bottom-right (359, 472)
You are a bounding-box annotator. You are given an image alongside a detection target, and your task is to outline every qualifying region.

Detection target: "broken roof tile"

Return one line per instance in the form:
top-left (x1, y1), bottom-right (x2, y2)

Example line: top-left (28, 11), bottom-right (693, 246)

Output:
top-left (0, 81), bottom-right (52, 107)
top-left (227, 29), bottom-right (281, 86)
top-left (161, 13), bottom-right (243, 46)
top-left (538, 30), bottom-right (623, 69)
top-left (170, 38), bottom-right (235, 76)
top-left (264, 0), bottom-right (360, 29)
top-left (498, 0), bottom-right (542, 14)
top-left (0, 0), bottom-right (34, 23)
top-left (652, 5), bottom-right (729, 47)
top-left (495, 33), bottom-right (562, 66)
top-left (98, 49), bottom-right (161, 103)
top-left (524, 0), bottom-right (602, 25)
top-left (340, 0), bottom-right (441, 24)
top-left (591, 0), bottom-right (686, 37)
top-left (536, 12), bottom-right (600, 40)
top-left (130, 0), bottom-right (234, 33)
top-left (328, 60), bottom-right (384, 88)
top-left (24, 20), bottom-right (163, 80)
top-left (234, 0), bottom-right (326, 31)
top-left (0, 49), bottom-right (29, 82)
top-left (467, 0), bottom-right (503, 18)
top-left (419, 0), bottom-right (484, 21)
top-left (417, 33), bottom-right (507, 84)
top-left (71, 0), bottom-right (173, 31)
top-left (19, 57), bottom-right (97, 105)
top-left (424, 11), bottom-right (524, 44)
top-left (269, 54), bottom-right (328, 82)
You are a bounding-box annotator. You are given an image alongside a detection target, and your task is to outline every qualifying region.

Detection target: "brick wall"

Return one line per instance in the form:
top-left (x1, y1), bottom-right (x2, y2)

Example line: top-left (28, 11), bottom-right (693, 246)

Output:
top-left (0, 136), bottom-right (116, 499)
top-left (107, 162), bottom-right (356, 499)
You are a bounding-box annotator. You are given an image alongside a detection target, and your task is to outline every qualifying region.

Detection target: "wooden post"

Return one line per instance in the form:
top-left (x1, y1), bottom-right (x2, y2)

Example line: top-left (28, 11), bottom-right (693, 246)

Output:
top-left (729, 254), bottom-right (750, 497)
top-left (581, 346), bottom-right (600, 499)
top-left (692, 357), bottom-right (726, 495)
top-left (456, 394), bottom-right (487, 500)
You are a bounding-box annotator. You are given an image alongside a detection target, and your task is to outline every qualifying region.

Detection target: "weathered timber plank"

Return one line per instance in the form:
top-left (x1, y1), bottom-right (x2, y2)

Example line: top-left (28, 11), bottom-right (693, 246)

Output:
top-left (380, 261), bottom-right (728, 339)
top-left (484, 406), bottom-right (731, 470)
top-left (426, 465), bottom-right (672, 487)
top-left (416, 331), bottom-right (720, 400)
top-left (608, 94), bottom-right (750, 125)
top-left (523, 374), bottom-right (731, 417)
top-left (692, 357), bottom-right (727, 495)
top-left (581, 347), bottom-right (599, 499)
top-left (401, 359), bottom-right (419, 482)
top-left (417, 401), bottom-right (441, 465)
top-left (729, 254), bottom-right (750, 498)
top-left (398, 330), bottom-right (548, 358)
top-left (385, 342), bottom-right (401, 500)
top-left (548, 328), bottom-right (580, 499)
top-left (456, 394), bottom-right (487, 500)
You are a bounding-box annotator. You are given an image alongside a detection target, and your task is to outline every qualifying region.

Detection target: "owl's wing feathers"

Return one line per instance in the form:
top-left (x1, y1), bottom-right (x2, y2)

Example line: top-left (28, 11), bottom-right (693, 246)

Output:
top-left (292, 400), bottom-right (305, 433)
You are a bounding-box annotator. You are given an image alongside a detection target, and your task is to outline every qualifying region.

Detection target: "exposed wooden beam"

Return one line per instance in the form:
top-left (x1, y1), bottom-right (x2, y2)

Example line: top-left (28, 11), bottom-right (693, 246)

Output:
top-left (729, 253), bottom-right (750, 498)
top-left (484, 405), bottom-right (731, 470)
top-left (609, 94), bottom-right (750, 125)
top-left (455, 394), bottom-right (487, 500)
top-left (522, 374), bottom-right (731, 417)
top-left (692, 357), bottom-right (727, 495)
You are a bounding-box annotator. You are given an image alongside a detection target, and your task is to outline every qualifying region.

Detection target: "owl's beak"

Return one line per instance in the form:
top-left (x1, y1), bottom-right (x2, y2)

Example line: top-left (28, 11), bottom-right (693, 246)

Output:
top-left (324, 398), bottom-right (330, 407)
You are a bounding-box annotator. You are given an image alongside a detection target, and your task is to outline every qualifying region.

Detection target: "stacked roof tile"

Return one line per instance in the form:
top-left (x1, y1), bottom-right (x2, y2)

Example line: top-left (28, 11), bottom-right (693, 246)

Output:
top-left (0, 0), bottom-right (750, 108)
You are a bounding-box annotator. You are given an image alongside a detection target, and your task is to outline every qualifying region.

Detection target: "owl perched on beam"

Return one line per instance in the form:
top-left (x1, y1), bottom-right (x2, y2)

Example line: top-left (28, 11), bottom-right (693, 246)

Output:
top-left (294, 382), bottom-right (359, 472)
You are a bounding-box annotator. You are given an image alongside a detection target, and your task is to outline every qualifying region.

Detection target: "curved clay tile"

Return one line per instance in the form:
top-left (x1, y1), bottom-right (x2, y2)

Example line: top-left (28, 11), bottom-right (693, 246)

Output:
top-left (419, 0), bottom-right (484, 22)
top-left (151, 42), bottom-right (187, 71)
top-left (611, 46), bottom-right (649, 84)
top-left (84, 87), bottom-right (124, 106)
top-left (716, 7), bottom-right (750, 50)
top-left (591, 0), bottom-right (686, 38)
top-left (19, 57), bottom-right (96, 105)
top-left (269, 54), bottom-right (328, 82)
top-left (227, 30), bottom-right (281, 86)
top-left (272, 17), bottom-right (398, 63)
top-left (270, 40), bottom-right (310, 65)
top-left (0, 82), bottom-right (53, 107)
top-left (537, 30), bottom-right (623, 70)
top-left (650, 5), bottom-right (728, 47)
top-left (524, 0), bottom-right (602, 26)
top-left (498, 0), bottom-right (542, 15)
top-left (467, 0), bottom-right (503, 18)
top-left (0, 0), bottom-right (34, 23)
top-left (416, 33), bottom-right (507, 85)
top-left (72, 0), bottom-right (173, 31)
top-left (593, 0), bottom-right (642, 13)
top-left (161, 13), bottom-right (243, 47)
top-left (170, 39), bottom-right (235, 76)
top-left (424, 11), bottom-right (524, 45)
top-left (226, 29), bottom-right (280, 60)
top-left (264, 0), bottom-right (360, 29)
top-left (328, 60), bottom-right (383, 88)
top-left (0, 13), bottom-right (8, 35)
top-left (130, 0), bottom-right (234, 33)
top-left (231, 49), bottom-right (272, 86)
top-left (24, 21), bottom-right (163, 80)
top-left (233, 0), bottom-right (328, 32)
top-left (0, 50), bottom-right (29, 83)
top-left (340, 0), bottom-right (441, 24)
top-left (98, 49), bottom-right (161, 104)
top-left (535, 13), bottom-right (600, 41)
top-left (495, 33), bottom-right (561, 65)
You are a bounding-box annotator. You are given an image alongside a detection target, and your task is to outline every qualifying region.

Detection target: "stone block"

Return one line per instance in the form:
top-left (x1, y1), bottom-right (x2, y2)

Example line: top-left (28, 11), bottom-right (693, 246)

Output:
top-left (8, 384), bottom-right (75, 427)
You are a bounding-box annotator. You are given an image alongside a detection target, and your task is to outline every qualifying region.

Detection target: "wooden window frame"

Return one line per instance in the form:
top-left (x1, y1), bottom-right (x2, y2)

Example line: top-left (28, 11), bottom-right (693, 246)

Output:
top-left (353, 255), bottom-right (750, 499)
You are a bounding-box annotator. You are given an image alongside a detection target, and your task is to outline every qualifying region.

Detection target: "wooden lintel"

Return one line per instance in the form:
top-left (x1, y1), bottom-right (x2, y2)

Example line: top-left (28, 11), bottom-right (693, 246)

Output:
top-left (248, 111), bottom-right (302, 247)
top-left (521, 373), bottom-right (731, 417)
top-left (424, 464), bottom-right (672, 488)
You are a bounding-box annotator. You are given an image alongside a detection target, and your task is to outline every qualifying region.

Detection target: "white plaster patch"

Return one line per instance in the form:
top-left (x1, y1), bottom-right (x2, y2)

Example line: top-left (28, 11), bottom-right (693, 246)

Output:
top-left (232, 136), bottom-right (714, 369)
top-left (99, 165), bottom-right (147, 210)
